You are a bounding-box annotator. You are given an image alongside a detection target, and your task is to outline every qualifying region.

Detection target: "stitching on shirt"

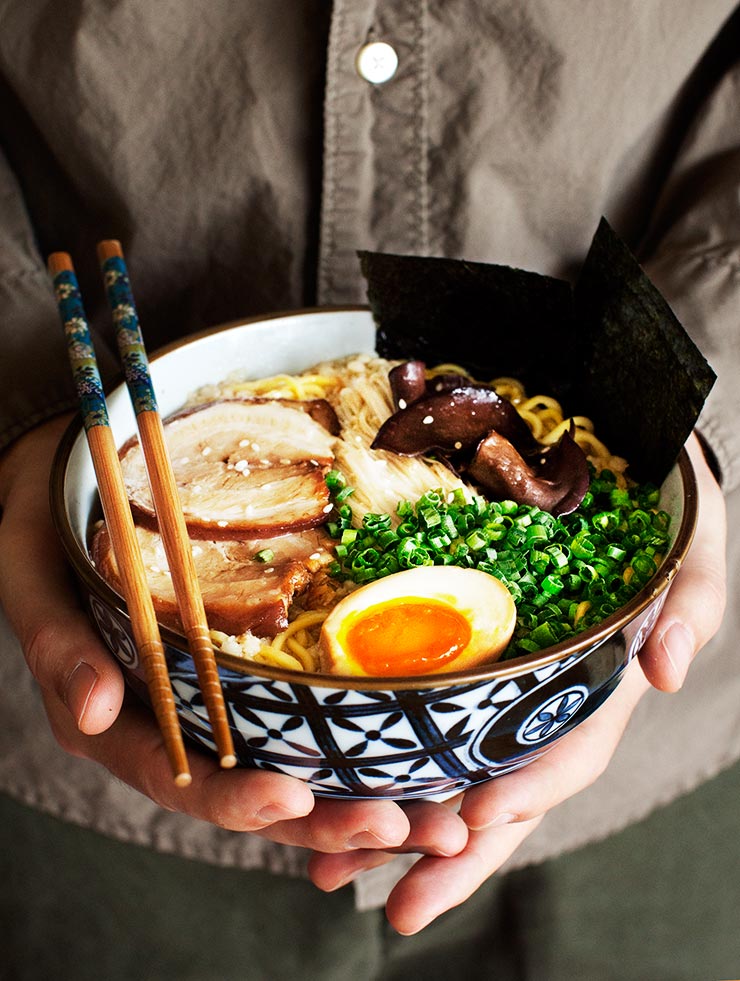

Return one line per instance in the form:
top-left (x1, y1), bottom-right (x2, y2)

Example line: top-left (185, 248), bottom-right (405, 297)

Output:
top-left (414, 0), bottom-right (431, 256)
top-left (317, 0), bottom-right (345, 303)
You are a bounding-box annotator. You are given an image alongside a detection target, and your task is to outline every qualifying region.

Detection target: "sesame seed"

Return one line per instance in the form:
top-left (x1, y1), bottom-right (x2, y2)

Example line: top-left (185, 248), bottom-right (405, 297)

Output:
top-left (398, 398), bottom-right (407, 409)
top-left (422, 415), bottom-right (434, 425)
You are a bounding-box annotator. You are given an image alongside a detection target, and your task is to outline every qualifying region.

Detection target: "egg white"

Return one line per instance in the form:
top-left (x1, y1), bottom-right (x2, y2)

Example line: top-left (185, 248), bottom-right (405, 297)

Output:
top-left (319, 565), bottom-right (517, 677)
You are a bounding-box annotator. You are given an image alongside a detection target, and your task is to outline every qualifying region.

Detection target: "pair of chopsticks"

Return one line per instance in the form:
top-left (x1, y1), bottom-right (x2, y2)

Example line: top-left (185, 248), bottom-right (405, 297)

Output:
top-left (49, 242), bottom-right (236, 785)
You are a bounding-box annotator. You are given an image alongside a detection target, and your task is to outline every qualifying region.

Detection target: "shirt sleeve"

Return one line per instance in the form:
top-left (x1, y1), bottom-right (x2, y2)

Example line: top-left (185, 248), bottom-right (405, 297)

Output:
top-left (640, 57), bottom-right (740, 491)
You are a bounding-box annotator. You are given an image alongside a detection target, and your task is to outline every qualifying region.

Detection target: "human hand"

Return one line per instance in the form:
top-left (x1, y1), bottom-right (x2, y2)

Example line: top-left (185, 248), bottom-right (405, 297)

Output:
top-left (309, 433), bottom-right (727, 932)
top-left (636, 433), bottom-right (726, 691)
top-left (0, 416), bottom-right (469, 857)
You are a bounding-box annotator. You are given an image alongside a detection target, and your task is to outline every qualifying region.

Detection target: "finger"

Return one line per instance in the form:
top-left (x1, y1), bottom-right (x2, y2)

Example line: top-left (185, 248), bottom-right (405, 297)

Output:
top-left (639, 436), bottom-right (727, 692)
top-left (42, 688), bottom-right (317, 831)
top-left (0, 422), bottom-right (125, 734)
top-left (459, 659), bottom-right (648, 831)
top-left (257, 795), bottom-right (413, 854)
top-left (44, 687), bottom-right (416, 848)
top-left (385, 817), bottom-right (542, 935)
top-left (307, 798), bottom-right (470, 890)
top-left (307, 847), bottom-right (400, 892)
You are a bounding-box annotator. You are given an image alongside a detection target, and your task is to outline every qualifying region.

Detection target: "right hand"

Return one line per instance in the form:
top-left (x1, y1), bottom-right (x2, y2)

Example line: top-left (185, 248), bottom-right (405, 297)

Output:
top-left (0, 415), bottom-right (469, 857)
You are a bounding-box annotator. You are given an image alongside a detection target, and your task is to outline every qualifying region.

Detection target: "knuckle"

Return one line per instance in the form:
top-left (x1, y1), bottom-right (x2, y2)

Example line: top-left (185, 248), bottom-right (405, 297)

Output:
top-left (23, 619), bottom-right (64, 688)
top-left (48, 719), bottom-right (86, 759)
top-left (688, 558), bottom-right (727, 640)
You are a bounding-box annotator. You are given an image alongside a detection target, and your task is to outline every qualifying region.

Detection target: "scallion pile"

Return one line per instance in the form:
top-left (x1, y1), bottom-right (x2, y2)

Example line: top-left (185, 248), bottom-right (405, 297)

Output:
top-left (324, 469), bottom-right (670, 660)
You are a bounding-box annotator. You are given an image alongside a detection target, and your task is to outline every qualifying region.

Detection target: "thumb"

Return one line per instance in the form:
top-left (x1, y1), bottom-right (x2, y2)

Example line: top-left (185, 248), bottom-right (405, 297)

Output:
top-left (638, 435), bottom-right (727, 692)
top-left (0, 417), bottom-right (125, 737)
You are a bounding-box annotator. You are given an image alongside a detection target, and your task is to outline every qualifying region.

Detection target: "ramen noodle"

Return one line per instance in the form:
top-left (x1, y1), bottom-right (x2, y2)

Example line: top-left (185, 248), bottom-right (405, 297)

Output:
top-left (199, 355), bottom-right (628, 672)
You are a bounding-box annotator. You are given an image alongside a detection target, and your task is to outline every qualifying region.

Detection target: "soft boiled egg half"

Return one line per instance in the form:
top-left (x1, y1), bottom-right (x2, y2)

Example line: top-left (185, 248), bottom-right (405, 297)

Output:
top-left (318, 565), bottom-right (517, 678)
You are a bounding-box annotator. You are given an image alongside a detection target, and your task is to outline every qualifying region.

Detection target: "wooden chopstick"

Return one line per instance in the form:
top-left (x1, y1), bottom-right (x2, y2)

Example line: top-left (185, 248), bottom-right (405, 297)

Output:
top-left (48, 252), bottom-right (192, 787)
top-left (97, 240), bottom-right (236, 769)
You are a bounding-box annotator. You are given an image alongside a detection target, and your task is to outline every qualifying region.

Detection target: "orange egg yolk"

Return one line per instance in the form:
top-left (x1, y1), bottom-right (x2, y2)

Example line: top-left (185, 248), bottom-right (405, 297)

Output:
top-left (343, 599), bottom-right (472, 676)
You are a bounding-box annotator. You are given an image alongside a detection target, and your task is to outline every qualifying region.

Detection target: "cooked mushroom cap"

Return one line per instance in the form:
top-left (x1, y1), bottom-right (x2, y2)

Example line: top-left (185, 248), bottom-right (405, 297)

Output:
top-left (468, 426), bottom-right (590, 516)
top-left (371, 385), bottom-right (537, 458)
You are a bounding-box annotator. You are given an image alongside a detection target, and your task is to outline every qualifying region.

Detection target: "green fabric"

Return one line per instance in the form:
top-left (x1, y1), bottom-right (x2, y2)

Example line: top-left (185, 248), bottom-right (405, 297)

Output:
top-left (2, 761), bottom-right (740, 981)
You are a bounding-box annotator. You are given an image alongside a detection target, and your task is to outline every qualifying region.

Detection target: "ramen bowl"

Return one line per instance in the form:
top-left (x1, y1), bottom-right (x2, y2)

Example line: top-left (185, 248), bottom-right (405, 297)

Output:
top-left (50, 309), bottom-right (698, 799)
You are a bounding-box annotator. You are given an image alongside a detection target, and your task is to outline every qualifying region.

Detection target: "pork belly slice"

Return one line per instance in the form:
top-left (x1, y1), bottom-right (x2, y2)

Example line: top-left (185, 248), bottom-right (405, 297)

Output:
top-left (91, 523), bottom-right (334, 638)
top-left (119, 399), bottom-right (337, 538)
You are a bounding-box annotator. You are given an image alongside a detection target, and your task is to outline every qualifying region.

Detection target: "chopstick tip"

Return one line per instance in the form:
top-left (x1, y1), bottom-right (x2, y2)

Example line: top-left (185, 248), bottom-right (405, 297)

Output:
top-left (47, 251), bottom-right (74, 276)
top-left (175, 770), bottom-right (193, 788)
top-left (97, 239), bottom-right (124, 263)
top-left (220, 754), bottom-right (238, 770)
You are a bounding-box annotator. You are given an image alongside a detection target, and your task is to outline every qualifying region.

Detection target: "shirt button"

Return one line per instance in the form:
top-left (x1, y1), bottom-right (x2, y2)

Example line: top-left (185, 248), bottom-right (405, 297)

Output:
top-left (355, 41), bottom-right (399, 84)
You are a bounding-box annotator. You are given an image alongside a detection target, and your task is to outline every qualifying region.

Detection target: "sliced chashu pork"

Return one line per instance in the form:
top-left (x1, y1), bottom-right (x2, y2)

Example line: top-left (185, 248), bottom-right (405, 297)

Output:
top-left (119, 399), bottom-right (337, 539)
top-left (92, 523), bottom-right (335, 637)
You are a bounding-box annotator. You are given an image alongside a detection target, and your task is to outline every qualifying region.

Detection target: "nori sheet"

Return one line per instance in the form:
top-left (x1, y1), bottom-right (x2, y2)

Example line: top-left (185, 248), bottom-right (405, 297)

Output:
top-left (573, 218), bottom-right (716, 482)
top-left (359, 251), bottom-right (577, 407)
top-left (358, 218), bottom-right (716, 485)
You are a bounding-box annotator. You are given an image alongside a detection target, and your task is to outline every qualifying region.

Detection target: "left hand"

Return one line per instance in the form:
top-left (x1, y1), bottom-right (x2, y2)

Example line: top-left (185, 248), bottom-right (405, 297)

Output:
top-left (308, 434), bottom-right (727, 933)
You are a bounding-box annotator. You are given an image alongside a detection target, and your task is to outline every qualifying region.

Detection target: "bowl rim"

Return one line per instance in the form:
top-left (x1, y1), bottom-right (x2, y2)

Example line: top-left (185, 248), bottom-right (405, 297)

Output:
top-left (50, 307), bottom-right (699, 691)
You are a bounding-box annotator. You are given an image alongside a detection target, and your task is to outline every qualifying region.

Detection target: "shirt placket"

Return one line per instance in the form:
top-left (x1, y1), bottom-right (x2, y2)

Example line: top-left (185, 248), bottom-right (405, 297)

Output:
top-left (319, 0), bottom-right (430, 305)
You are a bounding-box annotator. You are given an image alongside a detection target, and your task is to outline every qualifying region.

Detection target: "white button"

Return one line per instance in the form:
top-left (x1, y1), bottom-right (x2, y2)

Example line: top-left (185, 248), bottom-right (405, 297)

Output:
top-left (355, 41), bottom-right (399, 84)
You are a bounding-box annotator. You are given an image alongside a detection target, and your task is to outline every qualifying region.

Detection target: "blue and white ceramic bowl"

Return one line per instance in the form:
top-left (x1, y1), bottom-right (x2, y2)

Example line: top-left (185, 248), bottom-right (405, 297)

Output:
top-left (51, 309), bottom-right (697, 800)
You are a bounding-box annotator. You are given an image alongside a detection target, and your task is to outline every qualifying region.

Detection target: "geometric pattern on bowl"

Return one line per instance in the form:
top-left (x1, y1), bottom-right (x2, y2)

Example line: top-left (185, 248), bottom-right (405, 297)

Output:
top-left (89, 596), bottom-right (635, 799)
top-left (53, 311), bottom-right (695, 800)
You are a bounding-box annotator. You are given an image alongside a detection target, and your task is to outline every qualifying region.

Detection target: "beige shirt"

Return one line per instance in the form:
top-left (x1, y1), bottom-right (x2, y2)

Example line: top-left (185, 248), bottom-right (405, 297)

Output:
top-left (1, 1), bottom-right (739, 909)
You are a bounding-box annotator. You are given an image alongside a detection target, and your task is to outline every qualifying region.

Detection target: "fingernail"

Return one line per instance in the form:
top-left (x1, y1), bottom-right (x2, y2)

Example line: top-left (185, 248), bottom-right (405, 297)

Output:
top-left (485, 812), bottom-right (517, 828)
top-left (346, 829), bottom-right (398, 849)
top-left (660, 622), bottom-right (693, 688)
top-left (256, 804), bottom-right (304, 824)
top-left (326, 871), bottom-right (359, 891)
top-left (64, 661), bottom-right (99, 727)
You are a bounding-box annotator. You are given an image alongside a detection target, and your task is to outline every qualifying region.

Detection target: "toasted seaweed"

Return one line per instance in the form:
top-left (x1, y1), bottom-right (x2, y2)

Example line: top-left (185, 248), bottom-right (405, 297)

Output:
top-left (359, 251), bottom-right (577, 405)
top-left (359, 218), bottom-right (716, 485)
top-left (573, 218), bottom-right (716, 482)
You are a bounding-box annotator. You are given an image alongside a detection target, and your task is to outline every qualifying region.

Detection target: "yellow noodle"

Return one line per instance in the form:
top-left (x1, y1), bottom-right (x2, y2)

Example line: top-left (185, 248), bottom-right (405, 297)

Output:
top-left (281, 610), bottom-right (329, 635)
top-left (427, 362), bottom-right (473, 378)
top-left (516, 409), bottom-right (545, 440)
top-left (284, 637), bottom-right (320, 672)
top-left (538, 418), bottom-right (572, 444)
top-left (569, 429), bottom-right (613, 459)
top-left (520, 394), bottom-right (563, 414)
top-left (254, 647), bottom-right (306, 672)
top-left (206, 354), bottom-right (626, 673)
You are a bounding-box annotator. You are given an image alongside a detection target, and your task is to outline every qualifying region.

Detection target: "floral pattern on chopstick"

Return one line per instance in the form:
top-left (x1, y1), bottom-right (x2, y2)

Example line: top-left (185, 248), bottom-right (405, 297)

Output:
top-left (52, 269), bottom-right (109, 431)
top-left (101, 257), bottom-right (158, 416)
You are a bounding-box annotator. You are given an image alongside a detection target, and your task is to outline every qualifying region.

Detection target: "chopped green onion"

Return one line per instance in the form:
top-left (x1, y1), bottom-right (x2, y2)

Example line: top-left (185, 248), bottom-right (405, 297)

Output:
top-left (323, 467), bottom-right (671, 660)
